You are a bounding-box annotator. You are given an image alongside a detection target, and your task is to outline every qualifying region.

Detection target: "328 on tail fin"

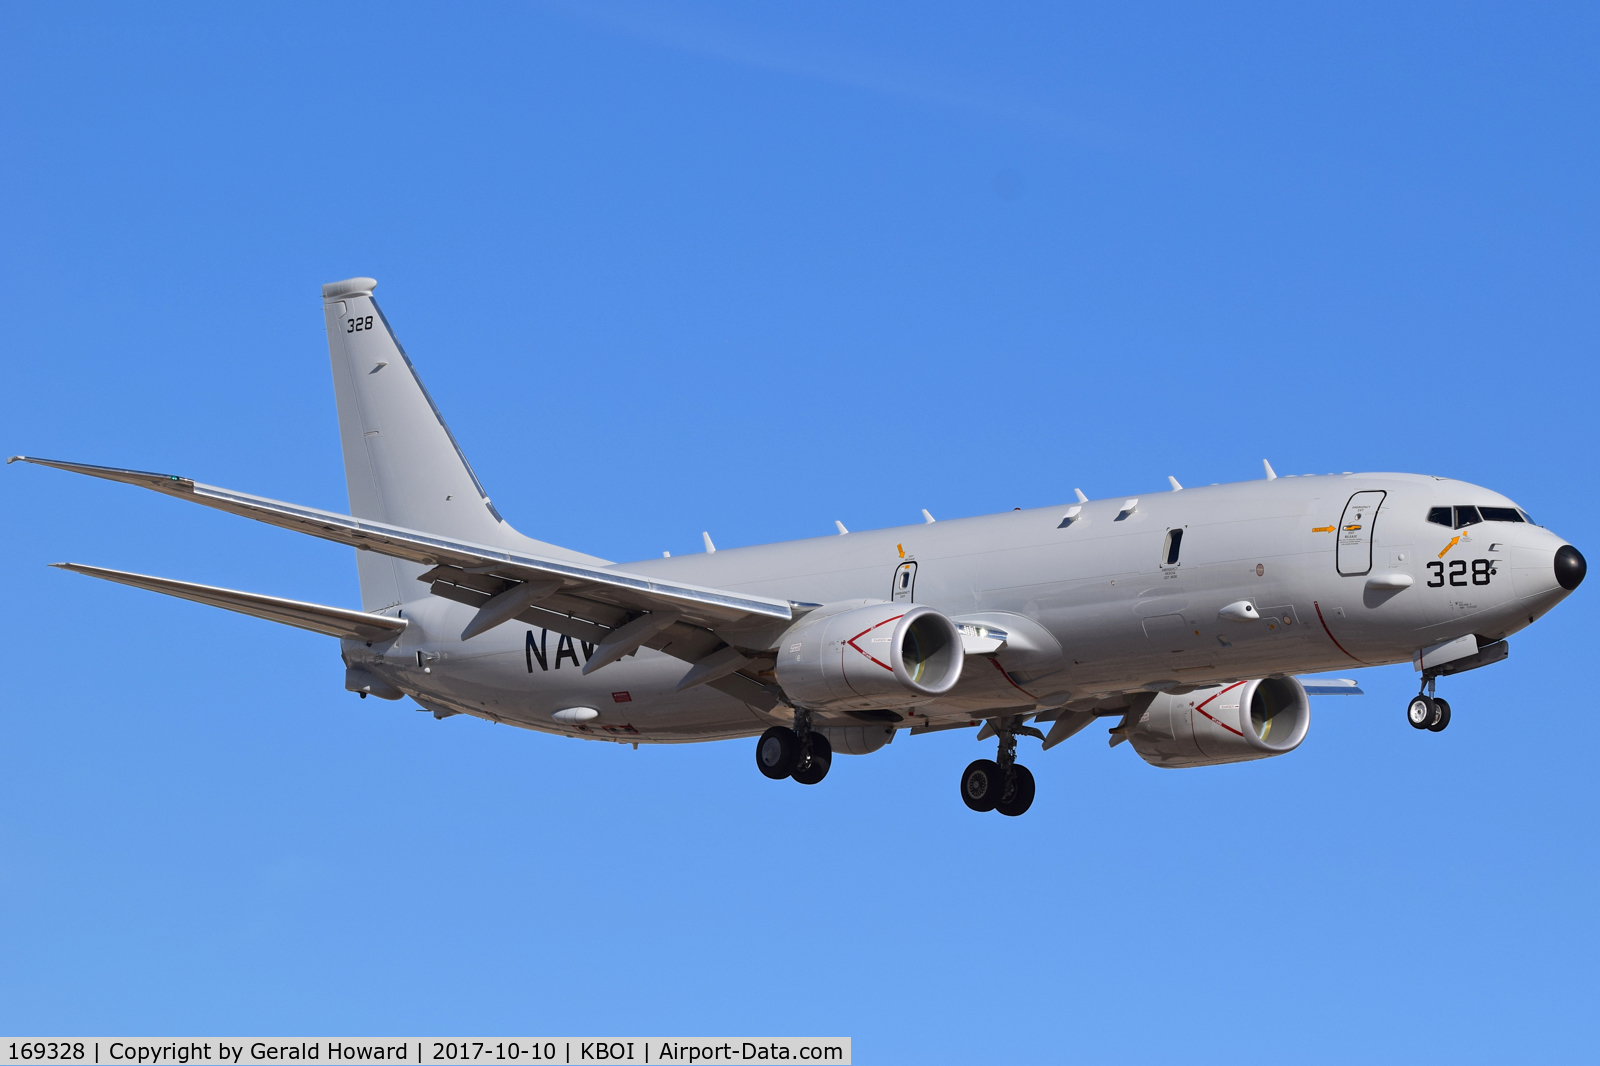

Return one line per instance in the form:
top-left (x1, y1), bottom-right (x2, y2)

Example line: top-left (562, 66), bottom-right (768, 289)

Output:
top-left (322, 277), bottom-right (505, 542)
top-left (321, 277), bottom-right (602, 610)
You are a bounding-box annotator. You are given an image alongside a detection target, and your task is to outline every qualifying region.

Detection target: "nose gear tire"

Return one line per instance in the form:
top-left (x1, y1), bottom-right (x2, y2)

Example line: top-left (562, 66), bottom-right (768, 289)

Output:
top-left (756, 726), bottom-right (799, 779)
top-left (1407, 695), bottom-right (1435, 730)
top-left (791, 732), bottom-right (833, 785)
top-left (1427, 697), bottom-right (1452, 732)
top-left (995, 764), bottom-right (1035, 817)
top-left (960, 759), bottom-right (1005, 812)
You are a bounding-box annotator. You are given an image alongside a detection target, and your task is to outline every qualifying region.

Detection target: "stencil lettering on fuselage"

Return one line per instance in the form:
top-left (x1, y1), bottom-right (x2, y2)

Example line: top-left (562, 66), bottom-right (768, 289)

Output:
top-left (1337, 490), bottom-right (1387, 576)
top-left (525, 629), bottom-right (597, 672)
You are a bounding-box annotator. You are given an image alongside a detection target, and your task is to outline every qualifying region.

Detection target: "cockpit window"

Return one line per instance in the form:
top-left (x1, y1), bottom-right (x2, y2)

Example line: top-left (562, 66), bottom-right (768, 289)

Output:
top-left (1432, 505), bottom-right (1512, 528)
top-left (1520, 509), bottom-right (1538, 526)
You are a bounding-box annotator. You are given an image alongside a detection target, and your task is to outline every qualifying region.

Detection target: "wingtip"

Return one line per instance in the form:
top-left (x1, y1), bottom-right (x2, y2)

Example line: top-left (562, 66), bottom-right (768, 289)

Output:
top-left (3, 456), bottom-right (195, 490)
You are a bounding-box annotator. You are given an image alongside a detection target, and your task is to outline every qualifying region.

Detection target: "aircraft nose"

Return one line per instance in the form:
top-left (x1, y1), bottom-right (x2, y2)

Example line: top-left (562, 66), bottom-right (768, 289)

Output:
top-left (1555, 545), bottom-right (1587, 591)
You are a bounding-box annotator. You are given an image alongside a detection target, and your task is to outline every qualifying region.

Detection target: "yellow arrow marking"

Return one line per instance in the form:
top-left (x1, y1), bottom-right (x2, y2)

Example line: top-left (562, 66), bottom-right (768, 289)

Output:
top-left (1312, 525), bottom-right (1334, 533)
top-left (1438, 536), bottom-right (1461, 559)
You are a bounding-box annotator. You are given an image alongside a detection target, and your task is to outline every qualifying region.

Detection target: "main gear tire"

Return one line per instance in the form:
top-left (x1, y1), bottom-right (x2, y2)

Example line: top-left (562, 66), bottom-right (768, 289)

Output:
top-left (960, 759), bottom-right (1005, 812)
top-left (791, 732), bottom-right (833, 785)
top-left (995, 764), bottom-right (1035, 817)
top-left (756, 726), bottom-right (799, 779)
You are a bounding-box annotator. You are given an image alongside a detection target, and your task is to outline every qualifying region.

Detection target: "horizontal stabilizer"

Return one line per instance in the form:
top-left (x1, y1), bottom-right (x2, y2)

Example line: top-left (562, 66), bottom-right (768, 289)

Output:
top-left (52, 563), bottom-right (408, 642)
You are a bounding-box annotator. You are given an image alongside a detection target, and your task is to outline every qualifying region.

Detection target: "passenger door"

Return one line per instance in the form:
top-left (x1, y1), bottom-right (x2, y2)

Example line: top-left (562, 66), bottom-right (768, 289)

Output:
top-left (1337, 491), bottom-right (1387, 576)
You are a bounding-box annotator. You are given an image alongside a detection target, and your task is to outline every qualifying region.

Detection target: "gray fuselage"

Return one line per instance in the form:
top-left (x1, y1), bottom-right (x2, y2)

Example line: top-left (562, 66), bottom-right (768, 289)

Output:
top-left (348, 471), bottom-right (1574, 743)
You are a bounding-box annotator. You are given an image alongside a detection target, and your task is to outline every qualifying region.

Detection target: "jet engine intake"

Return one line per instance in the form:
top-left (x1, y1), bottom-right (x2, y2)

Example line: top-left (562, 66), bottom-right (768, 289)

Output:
top-left (1127, 676), bottom-right (1310, 768)
top-left (775, 601), bottom-right (963, 712)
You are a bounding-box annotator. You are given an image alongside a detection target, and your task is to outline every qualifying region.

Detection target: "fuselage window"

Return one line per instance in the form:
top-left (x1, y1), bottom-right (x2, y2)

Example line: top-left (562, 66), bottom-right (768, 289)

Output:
top-left (1163, 528), bottom-right (1183, 566)
top-left (1479, 506), bottom-right (1524, 523)
top-left (899, 570), bottom-right (912, 590)
top-left (1427, 507), bottom-right (1453, 527)
top-left (1454, 506), bottom-right (1482, 528)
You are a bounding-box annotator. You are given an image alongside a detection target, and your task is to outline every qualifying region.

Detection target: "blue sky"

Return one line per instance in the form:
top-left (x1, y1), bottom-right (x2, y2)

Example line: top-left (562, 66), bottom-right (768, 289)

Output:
top-left (2, 3), bottom-right (1596, 1061)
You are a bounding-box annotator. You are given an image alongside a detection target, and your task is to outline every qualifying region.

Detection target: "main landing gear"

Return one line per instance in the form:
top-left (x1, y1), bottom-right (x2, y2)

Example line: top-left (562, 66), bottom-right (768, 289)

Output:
top-left (755, 711), bottom-right (832, 785)
top-left (1407, 675), bottom-right (1452, 732)
top-left (961, 715), bottom-right (1045, 817)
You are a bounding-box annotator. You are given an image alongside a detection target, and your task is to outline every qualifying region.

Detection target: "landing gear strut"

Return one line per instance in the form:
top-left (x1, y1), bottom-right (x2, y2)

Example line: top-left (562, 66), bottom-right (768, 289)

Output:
top-left (961, 715), bottom-right (1043, 816)
top-left (1407, 675), bottom-right (1452, 732)
top-left (754, 709), bottom-right (832, 785)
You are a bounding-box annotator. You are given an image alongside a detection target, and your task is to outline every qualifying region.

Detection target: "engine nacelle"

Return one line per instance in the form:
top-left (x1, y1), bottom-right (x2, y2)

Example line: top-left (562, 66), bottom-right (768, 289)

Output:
top-left (1127, 676), bottom-right (1310, 768)
top-left (774, 600), bottom-right (963, 712)
top-left (819, 723), bottom-right (897, 755)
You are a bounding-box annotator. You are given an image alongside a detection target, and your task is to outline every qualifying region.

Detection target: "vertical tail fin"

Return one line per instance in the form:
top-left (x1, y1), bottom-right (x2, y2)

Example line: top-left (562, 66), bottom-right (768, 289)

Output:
top-left (320, 277), bottom-right (601, 610)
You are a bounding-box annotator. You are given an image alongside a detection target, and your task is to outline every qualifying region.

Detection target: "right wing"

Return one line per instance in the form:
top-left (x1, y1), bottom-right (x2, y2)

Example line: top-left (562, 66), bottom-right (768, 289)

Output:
top-left (15, 456), bottom-right (793, 709)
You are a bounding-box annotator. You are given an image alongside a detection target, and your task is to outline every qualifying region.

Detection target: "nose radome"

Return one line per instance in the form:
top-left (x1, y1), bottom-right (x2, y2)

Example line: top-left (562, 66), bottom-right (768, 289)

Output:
top-left (1555, 545), bottom-right (1586, 590)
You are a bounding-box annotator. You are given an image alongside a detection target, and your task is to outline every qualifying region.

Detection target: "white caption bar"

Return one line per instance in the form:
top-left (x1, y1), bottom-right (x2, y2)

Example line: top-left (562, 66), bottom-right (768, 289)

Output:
top-left (0, 1042), bottom-right (849, 1066)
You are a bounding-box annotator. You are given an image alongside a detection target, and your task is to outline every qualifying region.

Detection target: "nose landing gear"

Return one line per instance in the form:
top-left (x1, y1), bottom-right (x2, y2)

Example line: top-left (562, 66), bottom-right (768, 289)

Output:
top-left (1407, 676), bottom-right (1453, 732)
top-left (961, 716), bottom-right (1044, 816)
top-left (755, 710), bottom-right (833, 785)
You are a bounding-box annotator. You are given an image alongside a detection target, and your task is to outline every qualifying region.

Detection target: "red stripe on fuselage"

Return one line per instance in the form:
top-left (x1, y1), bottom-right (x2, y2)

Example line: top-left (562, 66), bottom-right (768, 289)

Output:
top-left (1314, 601), bottom-right (1372, 664)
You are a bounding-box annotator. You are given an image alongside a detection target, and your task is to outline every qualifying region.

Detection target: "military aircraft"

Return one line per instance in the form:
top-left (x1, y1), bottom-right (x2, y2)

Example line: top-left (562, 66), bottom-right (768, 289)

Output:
top-left (11, 277), bottom-right (1585, 816)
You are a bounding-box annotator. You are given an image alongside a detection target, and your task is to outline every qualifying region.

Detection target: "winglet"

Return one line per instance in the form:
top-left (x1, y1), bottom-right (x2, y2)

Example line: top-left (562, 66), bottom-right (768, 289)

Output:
top-left (1263, 459), bottom-right (1278, 481)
